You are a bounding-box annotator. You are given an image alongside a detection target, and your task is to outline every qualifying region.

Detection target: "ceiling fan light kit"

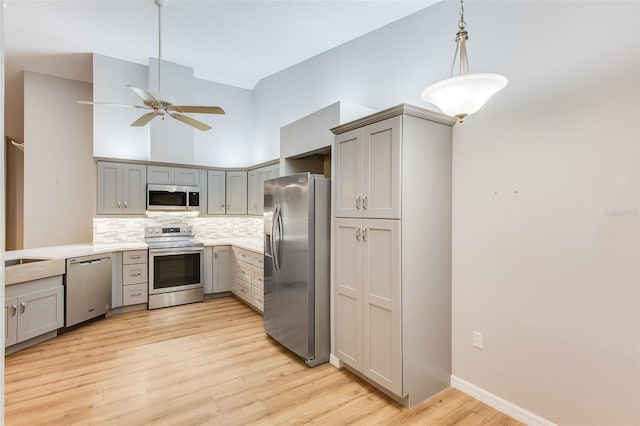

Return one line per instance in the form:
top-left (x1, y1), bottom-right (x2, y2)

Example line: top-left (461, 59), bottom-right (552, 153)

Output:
top-left (78, 0), bottom-right (224, 131)
top-left (421, 0), bottom-right (507, 122)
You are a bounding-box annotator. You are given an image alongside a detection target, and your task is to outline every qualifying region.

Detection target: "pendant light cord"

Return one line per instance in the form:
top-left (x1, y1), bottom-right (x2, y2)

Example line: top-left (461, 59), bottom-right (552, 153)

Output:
top-left (449, 0), bottom-right (470, 78)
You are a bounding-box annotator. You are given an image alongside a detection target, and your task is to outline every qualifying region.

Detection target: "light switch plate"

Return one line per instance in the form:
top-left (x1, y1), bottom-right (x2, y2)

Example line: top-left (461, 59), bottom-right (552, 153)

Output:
top-left (473, 331), bottom-right (484, 350)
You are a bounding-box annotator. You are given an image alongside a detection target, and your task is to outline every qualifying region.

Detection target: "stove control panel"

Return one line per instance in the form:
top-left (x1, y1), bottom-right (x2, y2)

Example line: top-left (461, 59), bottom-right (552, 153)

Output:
top-left (144, 225), bottom-right (194, 238)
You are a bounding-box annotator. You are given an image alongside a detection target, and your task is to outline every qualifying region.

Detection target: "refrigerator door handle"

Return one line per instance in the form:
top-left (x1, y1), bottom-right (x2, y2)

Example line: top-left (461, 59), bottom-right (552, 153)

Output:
top-left (272, 204), bottom-right (280, 272)
top-left (276, 207), bottom-right (284, 269)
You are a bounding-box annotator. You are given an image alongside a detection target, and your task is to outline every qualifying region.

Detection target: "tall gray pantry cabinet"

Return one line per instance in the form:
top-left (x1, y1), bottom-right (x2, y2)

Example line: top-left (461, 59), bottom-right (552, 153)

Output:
top-left (331, 104), bottom-right (455, 407)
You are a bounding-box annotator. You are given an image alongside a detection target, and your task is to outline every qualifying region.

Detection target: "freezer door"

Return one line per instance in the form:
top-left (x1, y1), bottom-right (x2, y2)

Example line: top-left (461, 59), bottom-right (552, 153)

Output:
top-left (276, 173), bottom-right (314, 360)
top-left (263, 177), bottom-right (279, 340)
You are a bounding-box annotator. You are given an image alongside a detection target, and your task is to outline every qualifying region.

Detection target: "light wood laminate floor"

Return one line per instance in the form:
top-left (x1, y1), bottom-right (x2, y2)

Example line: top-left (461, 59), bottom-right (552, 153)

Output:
top-left (5, 298), bottom-right (523, 425)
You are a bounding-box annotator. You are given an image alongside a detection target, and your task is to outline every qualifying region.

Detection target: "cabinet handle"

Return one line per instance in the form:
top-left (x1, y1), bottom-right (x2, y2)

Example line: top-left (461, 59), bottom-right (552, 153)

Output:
top-left (124, 201), bottom-right (128, 208)
top-left (363, 228), bottom-right (368, 242)
top-left (363, 195), bottom-right (368, 210)
top-left (214, 252), bottom-right (218, 259)
top-left (118, 201), bottom-right (121, 208)
top-left (131, 255), bottom-right (140, 260)
top-left (356, 196), bottom-right (361, 209)
top-left (131, 272), bottom-right (141, 277)
top-left (131, 291), bottom-right (141, 297)
top-left (20, 302), bottom-right (26, 314)
top-left (355, 227), bottom-right (361, 241)
top-left (10, 304), bottom-right (17, 316)
top-left (227, 204), bottom-right (230, 210)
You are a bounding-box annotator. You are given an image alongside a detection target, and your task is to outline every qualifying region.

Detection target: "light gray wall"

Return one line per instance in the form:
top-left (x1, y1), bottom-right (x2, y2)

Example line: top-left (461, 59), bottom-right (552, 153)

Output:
top-left (253, 2), bottom-right (640, 425)
top-left (23, 71), bottom-right (94, 248)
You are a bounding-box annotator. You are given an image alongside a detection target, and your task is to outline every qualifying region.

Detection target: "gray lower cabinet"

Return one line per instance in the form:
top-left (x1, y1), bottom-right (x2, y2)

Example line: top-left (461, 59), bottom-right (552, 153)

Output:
top-left (122, 250), bottom-right (148, 306)
top-left (5, 276), bottom-right (64, 348)
top-left (212, 246), bottom-right (232, 293)
top-left (231, 247), bottom-right (263, 312)
top-left (97, 161), bottom-right (147, 215)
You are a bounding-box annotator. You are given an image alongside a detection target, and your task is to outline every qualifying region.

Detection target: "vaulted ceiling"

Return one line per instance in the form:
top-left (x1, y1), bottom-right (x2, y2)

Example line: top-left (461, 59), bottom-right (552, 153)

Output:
top-left (4, 0), bottom-right (439, 89)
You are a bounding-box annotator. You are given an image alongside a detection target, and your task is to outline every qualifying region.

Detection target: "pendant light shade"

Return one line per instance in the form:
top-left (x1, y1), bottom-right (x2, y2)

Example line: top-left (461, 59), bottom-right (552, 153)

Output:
top-left (421, 73), bottom-right (507, 121)
top-left (421, 0), bottom-right (507, 122)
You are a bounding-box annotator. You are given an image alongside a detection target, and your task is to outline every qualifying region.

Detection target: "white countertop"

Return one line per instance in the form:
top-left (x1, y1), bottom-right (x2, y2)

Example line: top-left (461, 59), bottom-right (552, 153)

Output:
top-left (5, 237), bottom-right (264, 261)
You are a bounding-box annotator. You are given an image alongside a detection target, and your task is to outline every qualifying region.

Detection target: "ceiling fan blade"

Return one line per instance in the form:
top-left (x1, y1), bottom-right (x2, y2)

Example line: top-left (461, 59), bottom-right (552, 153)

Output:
top-left (77, 100), bottom-right (147, 109)
top-left (170, 113), bottom-right (212, 131)
top-left (168, 105), bottom-right (225, 115)
top-left (131, 112), bottom-right (162, 127)
top-left (127, 85), bottom-right (160, 104)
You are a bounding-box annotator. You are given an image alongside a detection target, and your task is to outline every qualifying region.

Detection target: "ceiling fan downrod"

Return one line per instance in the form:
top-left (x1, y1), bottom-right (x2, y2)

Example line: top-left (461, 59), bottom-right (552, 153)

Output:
top-left (154, 0), bottom-right (167, 94)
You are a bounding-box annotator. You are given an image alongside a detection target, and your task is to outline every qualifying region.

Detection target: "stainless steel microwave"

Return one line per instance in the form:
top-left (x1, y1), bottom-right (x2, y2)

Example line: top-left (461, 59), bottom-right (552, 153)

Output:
top-left (147, 184), bottom-right (200, 211)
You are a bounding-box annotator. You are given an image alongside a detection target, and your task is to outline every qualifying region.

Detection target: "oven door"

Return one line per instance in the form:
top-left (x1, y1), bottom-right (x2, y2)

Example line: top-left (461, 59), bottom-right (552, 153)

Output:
top-left (148, 246), bottom-right (204, 295)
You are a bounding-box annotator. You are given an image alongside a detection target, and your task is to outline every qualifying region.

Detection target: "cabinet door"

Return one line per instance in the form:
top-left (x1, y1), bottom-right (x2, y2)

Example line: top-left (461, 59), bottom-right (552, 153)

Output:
top-left (5, 297), bottom-right (18, 347)
top-left (334, 128), bottom-right (363, 218)
top-left (17, 286), bottom-right (64, 343)
top-left (97, 161), bottom-right (123, 214)
top-left (147, 165), bottom-right (174, 184)
top-left (212, 246), bottom-right (232, 293)
top-left (122, 164), bottom-right (147, 215)
top-left (226, 171), bottom-right (247, 215)
top-left (258, 165), bottom-right (275, 213)
top-left (362, 116), bottom-right (402, 219)
top-left (174, 167), bottom-right (200, 186)
top-left (274, 163), bottom-right (281, 178)
top-left (207, 170), bottom-right (226, 215)
top-left (362, 219), bottom-right (402, 395)
top-left (247, 169), bottom-right (259, 215)
top-left (198, 169), bottom-right (208, 216)
top-left (334, 218), bottom-right (363, 370)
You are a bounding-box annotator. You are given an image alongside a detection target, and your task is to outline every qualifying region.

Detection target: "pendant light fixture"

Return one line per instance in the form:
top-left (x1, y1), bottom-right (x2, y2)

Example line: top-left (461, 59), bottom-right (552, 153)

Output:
top-left (421, 0), bottom-right (507, 122)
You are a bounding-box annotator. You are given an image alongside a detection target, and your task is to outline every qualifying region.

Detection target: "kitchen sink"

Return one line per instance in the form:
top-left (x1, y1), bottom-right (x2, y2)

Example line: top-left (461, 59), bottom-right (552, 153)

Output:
top-left (4, 257), bottom-right (66, 285)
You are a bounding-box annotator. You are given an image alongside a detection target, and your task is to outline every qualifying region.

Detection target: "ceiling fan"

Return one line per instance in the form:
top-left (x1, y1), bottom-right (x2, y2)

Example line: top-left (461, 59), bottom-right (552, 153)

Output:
top-left (78, 0), bottom-right (224, 131)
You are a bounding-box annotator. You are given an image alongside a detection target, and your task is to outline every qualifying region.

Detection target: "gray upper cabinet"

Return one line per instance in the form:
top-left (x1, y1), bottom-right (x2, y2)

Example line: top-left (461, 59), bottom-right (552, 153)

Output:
top-left (226, 171), bottom-right (247, 215)
top-left (207, 170), bottom-right (226, 215)
top-left (247, 164), bottom-right (275, 216)
top-left (247, 169), bottom-right (259, 215)
top-left (147, 165), bottom-right (200, 186)
top-left (97, 161), bottom-right (147, 215)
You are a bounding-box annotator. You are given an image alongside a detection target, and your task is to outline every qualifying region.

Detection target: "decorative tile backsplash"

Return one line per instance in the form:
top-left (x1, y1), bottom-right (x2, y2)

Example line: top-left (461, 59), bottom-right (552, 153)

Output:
top-left (94, 213), bottom-right (263, 244)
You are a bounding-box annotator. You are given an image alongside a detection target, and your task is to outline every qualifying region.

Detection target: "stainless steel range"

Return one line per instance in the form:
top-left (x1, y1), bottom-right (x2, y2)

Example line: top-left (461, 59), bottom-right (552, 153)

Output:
top-left (145, 225), bottom-right (204, 309)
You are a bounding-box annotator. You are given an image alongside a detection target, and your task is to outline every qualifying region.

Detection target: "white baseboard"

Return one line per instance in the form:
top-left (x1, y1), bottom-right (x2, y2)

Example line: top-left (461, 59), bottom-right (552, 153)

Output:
top-left (451, 375), bottom-right (556, 426)
top-left (329, 353), bottom-right (342, 369)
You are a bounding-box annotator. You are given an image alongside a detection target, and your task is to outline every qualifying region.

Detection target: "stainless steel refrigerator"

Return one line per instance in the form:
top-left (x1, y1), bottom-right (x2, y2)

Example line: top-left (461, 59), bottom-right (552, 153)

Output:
top-left (263, 173), bottom-right (330, 367)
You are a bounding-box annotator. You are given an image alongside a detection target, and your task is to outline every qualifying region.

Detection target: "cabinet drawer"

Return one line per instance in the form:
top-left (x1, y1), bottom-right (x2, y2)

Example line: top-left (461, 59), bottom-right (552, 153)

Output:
top-left (233, 247), bottom-right (252, 264)
top-left (123, 264), bottom-right (148, 285)
top-left (123, 250), bottom-right (148, 265)
top-left (250, 252), bottom-right (264, 268)
top-left (232, 278), bottom-right (251, 303)
top-left (123, 283), bottom-right (148, 306)
top-left (252, 287), bottom-right (264, 312)
top-left (235, 261), bottom-right (252, 283)
top-left (252, 269), bottom-right (264, 290)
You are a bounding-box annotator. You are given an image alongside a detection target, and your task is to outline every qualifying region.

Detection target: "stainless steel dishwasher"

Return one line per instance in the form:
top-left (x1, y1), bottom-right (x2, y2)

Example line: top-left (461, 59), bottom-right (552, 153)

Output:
top-left (65, 253), bottom-right (112, 327)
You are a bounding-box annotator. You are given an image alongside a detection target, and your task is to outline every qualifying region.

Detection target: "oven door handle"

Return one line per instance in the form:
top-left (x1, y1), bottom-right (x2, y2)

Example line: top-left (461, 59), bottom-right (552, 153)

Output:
top-left (148, 247), bottom-right (204, 255)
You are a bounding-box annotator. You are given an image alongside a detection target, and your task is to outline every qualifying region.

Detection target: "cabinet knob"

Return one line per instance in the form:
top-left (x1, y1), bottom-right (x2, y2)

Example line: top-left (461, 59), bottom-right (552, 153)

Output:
top-left (124, 201), bottom-right (128, 208)
top-left (10, 304), bottom-right (17, 316)
top-left (20, 302), bottom-right (26, 314)
top-left (118, 201), bottom-right (122, 208)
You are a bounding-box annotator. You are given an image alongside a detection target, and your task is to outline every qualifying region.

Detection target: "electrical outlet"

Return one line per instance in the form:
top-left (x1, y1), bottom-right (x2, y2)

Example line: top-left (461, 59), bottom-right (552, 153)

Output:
top-left (473, 331), bottom-right (484, 350)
